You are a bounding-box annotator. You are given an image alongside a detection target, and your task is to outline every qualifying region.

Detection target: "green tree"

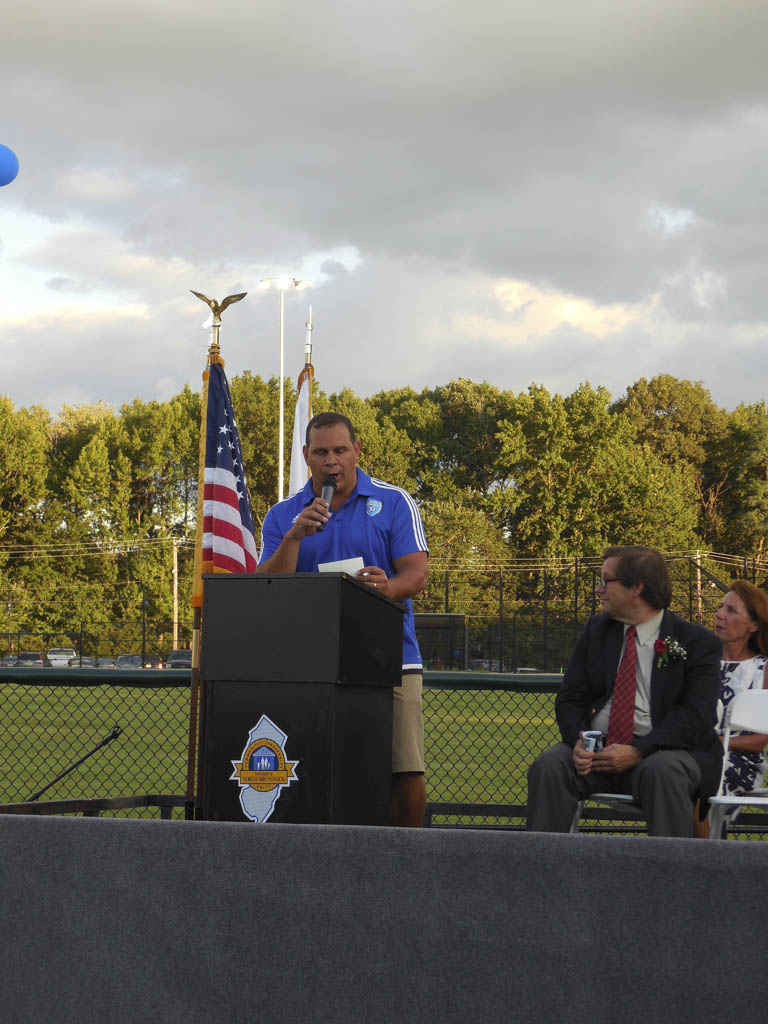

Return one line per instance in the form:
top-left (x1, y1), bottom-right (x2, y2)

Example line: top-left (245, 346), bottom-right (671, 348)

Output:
top-left (434, 378), bottom-right (516, 496)
top-left (612, 374), bottom-right (730, 542)
top-left (118, 395), bottom-right (199, 533)
top-left (48, 401), bottom-right (116, 492)
top-left (0, 398), bottom-right (50, 543)
top-left (62, 433), bottom-right (132, 540)
top-left (371, 380), bottom-right (517, 499)
top-left (369, 385), bottom-right (444, 497)
top-left (704, 401), bottom-right (768, 557)
top-left (490, 383), bottom-right (699, 557)
top-left (419, 495), bottom-right (512, 617)
top-left (228, 372), bottom-right (282, 525)
top-left (611, 374), bottom-right (728, 470)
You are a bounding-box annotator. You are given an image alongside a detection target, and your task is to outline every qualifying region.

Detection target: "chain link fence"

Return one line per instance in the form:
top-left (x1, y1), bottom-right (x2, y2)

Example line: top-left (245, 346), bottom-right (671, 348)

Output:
top-left (1, 668), bottom-right (766, 837)
top-left (423, 675), bottom-right (560, 827)
top-left (0, 669), bottom-right (561, 826)
top-left (422, 675), bottom-right (768, 838)
top-left (0, 671), bottom-right (190, 817)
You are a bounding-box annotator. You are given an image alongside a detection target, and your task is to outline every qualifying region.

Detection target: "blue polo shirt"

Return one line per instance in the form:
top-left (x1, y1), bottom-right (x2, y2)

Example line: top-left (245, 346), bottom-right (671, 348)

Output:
top-left (259, 469), bottom-right (428, 671)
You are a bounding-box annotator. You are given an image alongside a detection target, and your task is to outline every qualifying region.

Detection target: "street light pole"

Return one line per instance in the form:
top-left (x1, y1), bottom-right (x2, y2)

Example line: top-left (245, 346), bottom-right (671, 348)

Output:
top-left (279, 284), bottom-right (285, 502)
top-left (172, 538), bottom-right (179, 650)
top-left (258, 276), bottom-right (311, 502)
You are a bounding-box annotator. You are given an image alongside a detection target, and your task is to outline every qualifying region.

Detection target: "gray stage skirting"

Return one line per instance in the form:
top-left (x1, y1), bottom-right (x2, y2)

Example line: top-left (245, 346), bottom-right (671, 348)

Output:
top-left (1, 815), bottom-right (765, 1024)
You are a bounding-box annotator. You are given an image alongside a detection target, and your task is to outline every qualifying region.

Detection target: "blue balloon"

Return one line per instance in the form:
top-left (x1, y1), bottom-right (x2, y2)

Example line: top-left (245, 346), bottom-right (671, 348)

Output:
top-left (0, 145), bottom-right (19, 186)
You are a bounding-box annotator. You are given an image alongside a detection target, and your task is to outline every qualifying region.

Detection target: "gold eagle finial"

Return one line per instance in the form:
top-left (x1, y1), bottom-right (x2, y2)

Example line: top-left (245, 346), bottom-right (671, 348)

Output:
top-left (190, 290), bottom-right (247, 320)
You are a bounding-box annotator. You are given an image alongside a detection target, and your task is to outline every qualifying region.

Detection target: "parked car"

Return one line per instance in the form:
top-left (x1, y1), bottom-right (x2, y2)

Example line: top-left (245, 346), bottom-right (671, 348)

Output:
top-left (142, 654), bottom-right (164, 670)
top-left (166, 649), bottom-right (192, 668)
top-left (46, 647), bottom-right (77, 668)
top-left (0, 654), bottom-right (18, 666)
top-left (116, 654), bottom-right (142, 669)
top-left (68, 655), bottom-right (96, 668)
top-left (95, 656), bottom-right (117, 669)
top-left (18, 651), bottom-right (45, 667)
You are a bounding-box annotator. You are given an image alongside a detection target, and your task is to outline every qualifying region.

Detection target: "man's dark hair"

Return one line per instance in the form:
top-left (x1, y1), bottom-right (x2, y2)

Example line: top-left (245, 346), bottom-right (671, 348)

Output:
top-left (305, 412), bottom-right (357, 446)
top-left (602, 545), bottom-right (672, 609)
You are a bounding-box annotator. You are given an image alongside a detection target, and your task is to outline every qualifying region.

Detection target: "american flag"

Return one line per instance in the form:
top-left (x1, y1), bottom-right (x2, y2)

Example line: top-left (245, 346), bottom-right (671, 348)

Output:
top-left (192, 358), bottom-right (258, 605)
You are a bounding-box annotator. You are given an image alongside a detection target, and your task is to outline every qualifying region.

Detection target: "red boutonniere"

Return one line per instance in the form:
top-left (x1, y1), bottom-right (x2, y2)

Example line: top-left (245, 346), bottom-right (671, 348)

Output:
top-left (654, 636), bottom-right (687, 669)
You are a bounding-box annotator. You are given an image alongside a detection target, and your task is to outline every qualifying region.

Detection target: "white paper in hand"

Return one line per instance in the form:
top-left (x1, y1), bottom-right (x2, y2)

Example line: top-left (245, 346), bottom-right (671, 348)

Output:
top-left (317, 556), bottom-right (365, 575)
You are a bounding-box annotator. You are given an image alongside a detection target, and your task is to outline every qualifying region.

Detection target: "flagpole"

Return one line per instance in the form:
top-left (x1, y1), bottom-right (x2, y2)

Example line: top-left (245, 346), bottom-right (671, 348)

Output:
top-left (258, 276), bottom-right (311, 503)
top-left (187, 288), bottom-right (247, 819)
top-left (304, 304), bottom-right (313, 368)
top-left (288, 305), bottom-right (315, 496)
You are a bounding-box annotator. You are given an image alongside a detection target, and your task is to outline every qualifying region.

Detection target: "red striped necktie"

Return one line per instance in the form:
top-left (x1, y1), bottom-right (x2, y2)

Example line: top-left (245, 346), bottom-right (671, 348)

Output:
top-left (605, 625), bottom-right (637, 747)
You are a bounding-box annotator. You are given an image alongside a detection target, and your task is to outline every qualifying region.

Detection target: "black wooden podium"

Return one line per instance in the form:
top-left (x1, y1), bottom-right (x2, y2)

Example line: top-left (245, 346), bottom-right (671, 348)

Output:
top-left (196, 573), bottom-right (404, 825)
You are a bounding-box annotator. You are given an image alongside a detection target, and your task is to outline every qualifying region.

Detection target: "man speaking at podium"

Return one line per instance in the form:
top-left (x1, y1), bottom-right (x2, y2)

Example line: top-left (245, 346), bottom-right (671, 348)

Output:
top-left (256, 412), bottom-right (429, 827)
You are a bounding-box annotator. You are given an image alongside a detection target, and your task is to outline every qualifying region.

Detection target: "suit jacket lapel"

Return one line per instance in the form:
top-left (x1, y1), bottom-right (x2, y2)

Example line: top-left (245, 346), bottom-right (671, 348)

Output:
top-left (649, 608), bottom-right (675, 723)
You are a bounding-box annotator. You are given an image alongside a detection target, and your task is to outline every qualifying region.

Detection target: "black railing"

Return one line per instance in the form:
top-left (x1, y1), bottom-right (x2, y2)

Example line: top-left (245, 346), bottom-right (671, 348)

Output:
top-left (0, 795), bottom-right (185, 818)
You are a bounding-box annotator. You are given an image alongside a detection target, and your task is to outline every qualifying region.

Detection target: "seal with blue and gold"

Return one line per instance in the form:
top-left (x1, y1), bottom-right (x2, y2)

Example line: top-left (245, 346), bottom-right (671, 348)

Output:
top-left (230, 715), bottom-right (299, 822)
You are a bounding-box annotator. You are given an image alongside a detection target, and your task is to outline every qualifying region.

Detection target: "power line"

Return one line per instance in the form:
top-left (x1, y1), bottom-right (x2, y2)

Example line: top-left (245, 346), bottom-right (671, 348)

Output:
top-left (0, 536), bottom-right (194, 559)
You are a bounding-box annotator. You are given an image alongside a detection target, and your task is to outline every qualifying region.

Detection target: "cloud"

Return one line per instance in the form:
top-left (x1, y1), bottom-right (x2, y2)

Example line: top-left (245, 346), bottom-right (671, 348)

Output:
top-left (1, 0), bottom-right (768, 415)
top-left (46, 276), bottom-right (95, 294)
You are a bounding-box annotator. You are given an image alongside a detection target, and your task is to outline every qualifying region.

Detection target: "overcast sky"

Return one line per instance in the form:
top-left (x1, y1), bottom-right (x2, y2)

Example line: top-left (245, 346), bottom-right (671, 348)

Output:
top-left (2, 0), bottom-right (767, 415)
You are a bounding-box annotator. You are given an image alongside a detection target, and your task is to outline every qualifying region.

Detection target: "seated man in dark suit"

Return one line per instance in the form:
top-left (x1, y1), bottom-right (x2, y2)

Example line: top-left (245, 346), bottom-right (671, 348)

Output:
top-left (527, 546), bottom-right (722, 837)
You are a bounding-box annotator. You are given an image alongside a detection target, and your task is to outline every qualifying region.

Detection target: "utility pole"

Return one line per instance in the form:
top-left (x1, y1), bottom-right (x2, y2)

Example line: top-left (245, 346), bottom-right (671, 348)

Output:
top-left (172, 538), bottom-right (179, 649)
top-left (141, 587), bottom-right (149, 666)
top-left (695, 549), bottom-right (703, 624)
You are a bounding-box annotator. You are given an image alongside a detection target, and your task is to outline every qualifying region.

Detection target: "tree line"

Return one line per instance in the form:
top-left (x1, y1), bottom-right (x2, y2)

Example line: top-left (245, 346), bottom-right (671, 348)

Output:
top-left (1, 372), bottom-right (766, 653)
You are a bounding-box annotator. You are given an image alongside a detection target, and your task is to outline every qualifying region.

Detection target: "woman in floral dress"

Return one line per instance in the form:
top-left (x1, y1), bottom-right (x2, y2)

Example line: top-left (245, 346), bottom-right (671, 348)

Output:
top-left (694, 580), bottom-right (768, 837)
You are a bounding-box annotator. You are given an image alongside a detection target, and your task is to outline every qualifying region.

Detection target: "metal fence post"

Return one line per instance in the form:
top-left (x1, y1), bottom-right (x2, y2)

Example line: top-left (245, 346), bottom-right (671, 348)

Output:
top-left (573, 558), bottom-right (579, 644)
top-left (543, 570), bottom-right (549, 672)
top-left (498, 570), bottom-right (504, 672)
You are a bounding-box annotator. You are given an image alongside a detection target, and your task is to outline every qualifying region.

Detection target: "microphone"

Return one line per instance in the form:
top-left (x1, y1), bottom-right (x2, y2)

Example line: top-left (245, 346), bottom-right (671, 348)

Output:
top-left (317, 475), bottom-right (337, 531)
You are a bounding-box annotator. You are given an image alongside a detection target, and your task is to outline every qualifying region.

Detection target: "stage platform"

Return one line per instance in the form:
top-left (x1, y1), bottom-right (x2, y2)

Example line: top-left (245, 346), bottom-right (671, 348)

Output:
top-left (1, 814), bottom-right (765, 1023)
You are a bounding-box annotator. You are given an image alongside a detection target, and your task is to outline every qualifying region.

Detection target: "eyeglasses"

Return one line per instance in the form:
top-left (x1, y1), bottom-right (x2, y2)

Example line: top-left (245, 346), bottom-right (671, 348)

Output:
top-left (596, 576), bottom-right (621, 589)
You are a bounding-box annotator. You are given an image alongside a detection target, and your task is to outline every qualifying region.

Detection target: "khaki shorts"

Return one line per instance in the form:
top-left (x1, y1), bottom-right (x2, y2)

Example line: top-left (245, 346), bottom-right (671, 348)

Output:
top-left (392, 672), bottom-right (425, 774)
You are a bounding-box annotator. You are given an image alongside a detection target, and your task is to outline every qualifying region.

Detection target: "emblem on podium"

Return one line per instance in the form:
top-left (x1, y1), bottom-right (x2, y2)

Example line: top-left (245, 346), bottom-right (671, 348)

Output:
top-left (230, 715), bottom-right (299, 822)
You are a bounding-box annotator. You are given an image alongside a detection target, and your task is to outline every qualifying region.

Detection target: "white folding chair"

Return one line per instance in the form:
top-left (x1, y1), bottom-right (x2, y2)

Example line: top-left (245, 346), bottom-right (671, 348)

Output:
top-left (570, 793), bottom-right (643, 833)
top-left (708, 688), bottom-right (768, 839)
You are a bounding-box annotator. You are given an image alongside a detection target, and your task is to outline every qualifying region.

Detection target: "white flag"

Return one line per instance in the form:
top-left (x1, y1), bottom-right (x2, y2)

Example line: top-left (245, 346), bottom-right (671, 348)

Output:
top-left (288, 366), bottom-right (313, 496)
